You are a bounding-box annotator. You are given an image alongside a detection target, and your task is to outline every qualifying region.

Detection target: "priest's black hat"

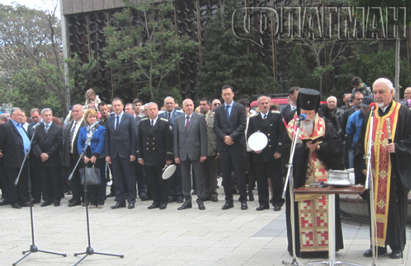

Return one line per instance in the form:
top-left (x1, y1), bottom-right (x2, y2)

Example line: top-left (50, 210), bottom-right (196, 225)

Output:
top-left (296, 88), bottom-right (320, 112)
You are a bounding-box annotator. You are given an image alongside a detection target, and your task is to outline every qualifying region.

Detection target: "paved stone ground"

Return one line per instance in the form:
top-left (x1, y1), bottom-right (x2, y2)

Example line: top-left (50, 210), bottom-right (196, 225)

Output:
top-left (1, 188), bottom-right (410, 266)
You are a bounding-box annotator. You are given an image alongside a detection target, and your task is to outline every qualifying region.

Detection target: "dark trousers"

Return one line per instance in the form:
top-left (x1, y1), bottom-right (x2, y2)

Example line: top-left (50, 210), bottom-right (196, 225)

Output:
top-left (181, 159), bottom-right (206, 200)
top-left (41, 165), bottom-right (62, 202)
top-left (69, 154), bottom-right (83, 202)
top-left (111, 156), bottom-right (136, 203)
top-left (145, 165), bottom-right (168, 204)
top-left (200, 156), bottom-right (218, 198)
top-left (5, 166), bottom-right (29, 204)
top-left (255, 159), bottom-right (282, 206)
top-left (30, 159), bottom-right (42, 201)
top-left (220, 145), bottom-right (246, 202)
top-left (136, 163), bottom-right (148, 197)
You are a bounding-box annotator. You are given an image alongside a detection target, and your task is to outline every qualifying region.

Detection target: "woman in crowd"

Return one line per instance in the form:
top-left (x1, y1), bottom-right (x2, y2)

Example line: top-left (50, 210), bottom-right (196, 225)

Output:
top-left (77, 109), bottom-right (106, 207)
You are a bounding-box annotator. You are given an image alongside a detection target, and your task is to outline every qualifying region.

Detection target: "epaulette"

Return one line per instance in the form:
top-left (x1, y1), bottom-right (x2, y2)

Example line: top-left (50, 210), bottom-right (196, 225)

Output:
top-left (160, 118), bottom-right (168, 122)
top-left (271, 110), bottom-right (280, 114)
top-left (249, 112), bottom-right (258, 117)
top-left (141, 117), bottom-right (148, 121)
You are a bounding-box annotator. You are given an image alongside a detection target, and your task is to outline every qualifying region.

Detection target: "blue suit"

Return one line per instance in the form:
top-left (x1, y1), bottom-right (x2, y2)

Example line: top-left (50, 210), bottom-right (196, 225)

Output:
top-left (159, 109), bottom-right (184, 128)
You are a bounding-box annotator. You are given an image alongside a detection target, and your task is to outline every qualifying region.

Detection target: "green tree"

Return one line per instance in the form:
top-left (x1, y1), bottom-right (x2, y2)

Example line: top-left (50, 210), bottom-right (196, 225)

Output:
top-left (103, 0), bottom-right (197, 103)
top-left (0, 4), bottom-right (66, 115)
top-left (198, 0), bottom-right (277, 99)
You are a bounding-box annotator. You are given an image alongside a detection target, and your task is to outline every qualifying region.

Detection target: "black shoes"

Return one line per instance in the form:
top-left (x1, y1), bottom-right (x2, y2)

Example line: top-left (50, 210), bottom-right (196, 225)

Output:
top-left (128, 202), bottom-right (135, 209)
top-left (12, 203), bottom-right (22, 209)
top-left (256, 205), bottom-right (269, 211)
top-left (273, 204), bottom-right (281, 211)
top-left (111, 201), bottom-right (126, 209)
top-left (178, 200), bottom-right (192, 210)
top-left (222, 201), bottom-right (234, 210)
top-left (196, 199), bottom-right (205, 210)
top-left (363, 247), bottom-right (386, 257)
top-left (159, 202), bottom-right (167, 209)
top-left (139, 193), bottom-right (149, 201)
top-left (241, 201), bottom-right (248, 210)
top-left (41, 201), bottom-right (52, 207)
top-left (390, 250), bottom-right (402, 259)
top-left (68, 200), bottom-right (81, 207)
top-left (176, 196), bottom-right (184, 203)
top-left (148, 203), bottom-right (160, 209)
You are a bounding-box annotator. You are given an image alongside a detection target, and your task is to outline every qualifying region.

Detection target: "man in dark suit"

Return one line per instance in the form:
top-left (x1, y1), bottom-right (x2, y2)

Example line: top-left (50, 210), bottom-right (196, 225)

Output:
top-left (32, 108), bottom-right (63, 207)
top-left (159, 96), bottom-right (184, 203)
top-left (247, 96), bottom-right (285, 211)
top-left (62, 104), bottom-right (85, 207)
top-left (0, 107), bottom-right (31, 208)
top-left (174, 99), bottom-right (207, 210)
top-left (138, 102), bottom-right (173, 210)
top-left (105, 97), bottom-right (138, 209)
top-left (27, 108), bottom-right (42, 203)
top-left (281, 86), bottom-right (299, 124)
top-left (214, 85), bottom-right (248, 210)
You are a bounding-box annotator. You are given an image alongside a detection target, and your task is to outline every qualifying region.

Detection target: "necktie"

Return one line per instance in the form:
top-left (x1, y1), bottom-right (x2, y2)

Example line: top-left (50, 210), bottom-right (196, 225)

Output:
top-left (115, 115), bottom-right (119, 130)
top-left (70, 121), bottom-right (77, 140)
top-left (263, 113), bottom-right (267, 119)
top-left (45, 123), bottom-right (49, 132)
top-left (167, 112), bottom-right (171, 120)
top-left (185, 116), bottom-right (190, 129)
top-left (151, 119), bottom-right (154, 126)
top-left (225, 105), bottom-right (230, 119)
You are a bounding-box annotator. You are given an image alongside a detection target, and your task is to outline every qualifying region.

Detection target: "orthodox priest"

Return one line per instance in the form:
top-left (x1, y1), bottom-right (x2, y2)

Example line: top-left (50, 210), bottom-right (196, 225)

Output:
top-left (360, 78), bottom-right (411, 259)
top-left (284, 88), bottom-right (344, 257)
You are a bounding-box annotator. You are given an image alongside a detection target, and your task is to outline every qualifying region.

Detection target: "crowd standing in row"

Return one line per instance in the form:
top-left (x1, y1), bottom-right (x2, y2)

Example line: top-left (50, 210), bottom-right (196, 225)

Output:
top-left (0, 78), bottom-right (410, 259)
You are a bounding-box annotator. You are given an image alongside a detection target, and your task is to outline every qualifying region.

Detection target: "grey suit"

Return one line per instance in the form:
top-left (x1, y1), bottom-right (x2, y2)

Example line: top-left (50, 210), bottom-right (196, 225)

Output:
top-left (174, 113), bottom-right (207, 200)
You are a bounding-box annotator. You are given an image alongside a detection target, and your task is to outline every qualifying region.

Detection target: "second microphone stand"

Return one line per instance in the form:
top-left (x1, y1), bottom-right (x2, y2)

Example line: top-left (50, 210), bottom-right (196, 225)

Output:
top-left (13, 124), bottom-right (67, 266)
top-left (281, 119), bottom-right (303, 266)
top-left (69, 132), bottom-right (124, 266)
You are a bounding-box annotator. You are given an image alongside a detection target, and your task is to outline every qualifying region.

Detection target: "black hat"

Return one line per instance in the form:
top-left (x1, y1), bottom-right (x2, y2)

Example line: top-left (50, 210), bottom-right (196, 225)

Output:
top-left (296, 88), bottom-right (320, 112)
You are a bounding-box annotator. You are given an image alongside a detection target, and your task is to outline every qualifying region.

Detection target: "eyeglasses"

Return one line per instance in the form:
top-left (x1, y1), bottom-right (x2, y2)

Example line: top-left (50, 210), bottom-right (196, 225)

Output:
top-left (213, 103), bottom-right (221, 106)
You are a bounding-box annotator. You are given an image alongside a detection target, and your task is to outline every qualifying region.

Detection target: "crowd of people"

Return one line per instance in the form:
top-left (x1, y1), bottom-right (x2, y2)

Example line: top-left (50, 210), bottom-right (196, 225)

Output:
top-left (0, 77), bottom-right (410, 259)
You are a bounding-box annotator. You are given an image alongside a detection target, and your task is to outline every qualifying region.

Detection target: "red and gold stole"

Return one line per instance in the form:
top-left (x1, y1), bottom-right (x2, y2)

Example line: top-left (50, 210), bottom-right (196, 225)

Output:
top-left (364, 101), bottom-right (400, 247)
top-left (287, 114), bottom-right (329, 252)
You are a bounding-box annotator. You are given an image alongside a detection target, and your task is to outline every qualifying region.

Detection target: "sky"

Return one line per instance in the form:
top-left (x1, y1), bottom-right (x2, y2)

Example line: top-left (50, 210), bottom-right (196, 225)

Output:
top-left (0, 0), bottom-right (60, 16)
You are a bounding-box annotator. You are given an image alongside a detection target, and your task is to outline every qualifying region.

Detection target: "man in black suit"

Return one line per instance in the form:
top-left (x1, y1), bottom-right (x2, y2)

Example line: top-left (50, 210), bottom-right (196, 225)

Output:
top-left (62, 104), bottom-right (85, 207)
top-left (247, 96), bottom-right (285, 211)
top-left (105, 97), bottom-right (138, 209)
top-left (137, 102), bottom-right (173, 210)
top-left (32, 108), bottom-right (62, 207)
top-left (27, 108), bottom-right (42, 203)
top-left (281, 86), bottom-right (299, 124)
top-left (0, 108), bottom-right (31, 208)
top-left (174, 99), bottom-right (208, 210)
top-left (214, 85), bottom-right (248, 210)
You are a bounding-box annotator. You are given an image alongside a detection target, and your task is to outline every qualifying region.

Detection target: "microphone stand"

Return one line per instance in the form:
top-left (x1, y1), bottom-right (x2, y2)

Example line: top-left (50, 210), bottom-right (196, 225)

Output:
top-left (365, 107), bottom-right (377, 266)
top-left (13, 124), bottom-right (67, 266)
top-left (282, 118), bottom-right (303, 266)
top-left (70, 129), bottom-right (124, 266)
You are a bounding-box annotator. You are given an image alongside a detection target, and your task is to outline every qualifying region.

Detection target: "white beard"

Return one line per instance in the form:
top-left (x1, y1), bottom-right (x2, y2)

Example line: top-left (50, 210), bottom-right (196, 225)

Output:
top-left (376, 102), bottom-right (385, 108)
top-left (301, 120), bottom-right (314, 136)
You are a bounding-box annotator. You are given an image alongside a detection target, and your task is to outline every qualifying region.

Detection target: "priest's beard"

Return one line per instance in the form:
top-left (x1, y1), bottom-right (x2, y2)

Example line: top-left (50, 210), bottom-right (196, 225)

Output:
top-left (301, 120), bottom-right (315, 136)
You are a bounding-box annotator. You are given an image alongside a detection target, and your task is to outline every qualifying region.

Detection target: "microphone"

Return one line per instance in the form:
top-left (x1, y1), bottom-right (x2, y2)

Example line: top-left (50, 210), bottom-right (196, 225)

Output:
top-left (369, 102), bottom-right (378, 110)
top-left (298, 114), bottom-right (306, 121)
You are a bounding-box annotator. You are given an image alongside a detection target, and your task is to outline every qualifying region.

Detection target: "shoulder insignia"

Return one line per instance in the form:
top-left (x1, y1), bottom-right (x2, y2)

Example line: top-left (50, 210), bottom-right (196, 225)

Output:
top-left (141, 118), bottom-right (148, 121)
top-left (160, 118), bottom-right (168, 122)
top-left (271, 110), bottom-right (280, 114)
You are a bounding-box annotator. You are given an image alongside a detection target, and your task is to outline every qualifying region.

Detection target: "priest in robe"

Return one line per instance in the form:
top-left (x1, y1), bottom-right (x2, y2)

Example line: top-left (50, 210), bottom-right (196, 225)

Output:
top-left (284, 88), bottom-right (344, 258)
top-left (359, 78), bottom-right (411, 259)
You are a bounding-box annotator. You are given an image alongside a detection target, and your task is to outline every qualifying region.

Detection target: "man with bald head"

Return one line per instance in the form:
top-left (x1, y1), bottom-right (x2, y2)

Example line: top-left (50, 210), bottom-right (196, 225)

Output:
top-left (359, 78), bottom-right (411, 259)
top-left (0, 107), bottom-right (31, 208)
top-left (402, 87), bottom-right (411, 108)
top-left (62, 104), bottom-right (85, 206)
top-left (174, 99), bottom-right (207, 210)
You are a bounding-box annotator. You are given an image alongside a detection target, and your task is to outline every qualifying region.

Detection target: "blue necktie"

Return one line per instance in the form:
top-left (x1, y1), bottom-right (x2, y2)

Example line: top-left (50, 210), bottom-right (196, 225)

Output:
top-left (225, 105), bottom-right (230, 119)
top-left (45, 123), bottom-right (49, 132)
